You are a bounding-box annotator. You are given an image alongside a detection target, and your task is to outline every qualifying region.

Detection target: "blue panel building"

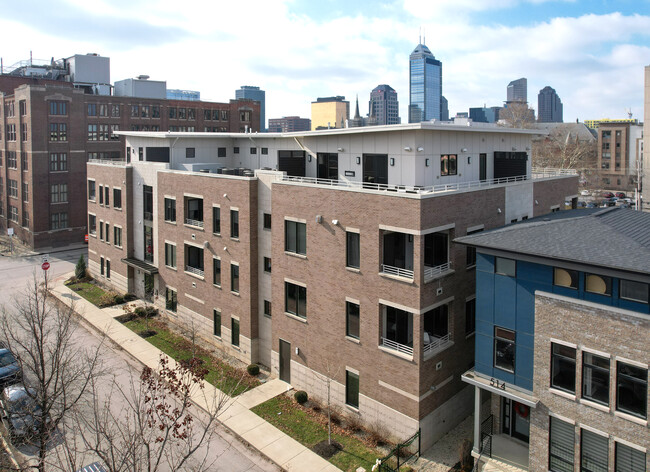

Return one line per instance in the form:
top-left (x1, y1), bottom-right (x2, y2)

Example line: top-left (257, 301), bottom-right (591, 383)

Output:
top-left (408, 43), bottom-right (442, 123)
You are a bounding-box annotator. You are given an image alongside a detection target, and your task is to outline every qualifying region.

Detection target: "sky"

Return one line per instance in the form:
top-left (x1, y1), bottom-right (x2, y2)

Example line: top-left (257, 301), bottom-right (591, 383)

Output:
top-left (1, 0), bottom-right (649, 125)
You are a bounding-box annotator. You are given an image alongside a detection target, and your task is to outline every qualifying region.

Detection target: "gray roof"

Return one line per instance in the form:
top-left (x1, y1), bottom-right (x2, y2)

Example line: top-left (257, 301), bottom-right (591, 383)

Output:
top-left (455, 208), bottom-right (650, 275)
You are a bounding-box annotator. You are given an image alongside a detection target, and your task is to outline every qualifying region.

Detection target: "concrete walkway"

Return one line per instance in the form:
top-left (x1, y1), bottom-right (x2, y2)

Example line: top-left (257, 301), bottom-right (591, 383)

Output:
top-left (50, 272), bottom-right (340, 472)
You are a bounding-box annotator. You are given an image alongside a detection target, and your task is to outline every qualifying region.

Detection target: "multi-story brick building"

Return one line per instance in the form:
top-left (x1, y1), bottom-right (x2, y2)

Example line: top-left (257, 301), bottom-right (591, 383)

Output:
top-left (0, 73), bottom-right (260, 249)
top-left (458, 208), bottom-right (649, 471)
top-left (86, 122), bottom-right (577, 449)
top-left (596, 121), bottom-right (643, 192)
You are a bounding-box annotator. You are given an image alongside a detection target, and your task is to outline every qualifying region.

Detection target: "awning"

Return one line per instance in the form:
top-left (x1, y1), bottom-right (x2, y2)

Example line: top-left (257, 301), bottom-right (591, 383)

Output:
top-left (121, 258), bottom-right (159, 274)
top-left (461, 369), bottom-right (539, 408)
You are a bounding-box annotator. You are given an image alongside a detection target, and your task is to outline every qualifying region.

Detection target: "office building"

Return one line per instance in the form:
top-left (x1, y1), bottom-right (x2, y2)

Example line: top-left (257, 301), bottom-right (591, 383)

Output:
top-left (644, 66), bottom-right (650, 212)
top-left (584, 118), bottom-right (638, 130)
top-left (236, 86), bottom-right (265, 131)
top-left (369, 85), bottom-right (400, 126)
top-left (440, 96), bottom-right (449, 122)
top-left (537, 86), bottom-right (563, 123)
top-left (409, 43), bottom-right (442, 123)
top-left (86, 122), bottom-right (577, 450)
top-left (268, 116), bottom-right (311, 133)
top-left (310, 96), bottom-right (349, 130)
top-left (469, 107), bottom-right (501, 124)
top-left (167, 89), bottom-right (201, 101)
top-left (597, 122), bottom-right (643, 191)
top-left (458, 208), bottom-right (650, 471)
top-left (507, 78), bottom-right (527, 104)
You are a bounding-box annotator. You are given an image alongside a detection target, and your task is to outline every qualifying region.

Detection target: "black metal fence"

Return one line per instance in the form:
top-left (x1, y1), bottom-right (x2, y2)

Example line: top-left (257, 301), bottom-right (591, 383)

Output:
top-left (480, 414), bottom-right (494, 458)
top-left (377, 428), bottom-right (421, 472)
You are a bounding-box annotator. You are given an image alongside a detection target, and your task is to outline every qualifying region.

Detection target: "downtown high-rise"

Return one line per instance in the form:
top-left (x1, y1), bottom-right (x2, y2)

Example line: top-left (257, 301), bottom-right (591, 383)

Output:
top-left (409, 43), bottom-right (442, 123)
top-left (236, 85), bottom-right (266, 131)
top-left (369, 84), bottom-right (400, 125)
top-left (537, 86), bottom-right (563, 123)
top-left (506, 77), bottom-right (527, 103)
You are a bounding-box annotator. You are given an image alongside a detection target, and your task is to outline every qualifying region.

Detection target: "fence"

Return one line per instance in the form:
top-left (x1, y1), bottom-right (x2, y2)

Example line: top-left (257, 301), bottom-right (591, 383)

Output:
top-left (376, 429), bottom-right (421, 472)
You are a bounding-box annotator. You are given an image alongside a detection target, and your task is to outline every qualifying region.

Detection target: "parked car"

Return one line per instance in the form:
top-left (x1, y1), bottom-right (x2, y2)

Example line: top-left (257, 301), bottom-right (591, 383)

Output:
top-left (0, 385), bottom-right (50, 442)
top-left (615, 192), bottom-right (626, 198)
top-left (602, 191), bottom-right (615, 198)
top-left (76, 462), bottom-right (108, 472)
top-left (586, 202), bottom-right (597, 208)
top-left (580, 189), bottom-right (591, 196)
top-left (601, 198), bottom-right (617, 207)
top-left (0, 348), bottom-right (22, 389)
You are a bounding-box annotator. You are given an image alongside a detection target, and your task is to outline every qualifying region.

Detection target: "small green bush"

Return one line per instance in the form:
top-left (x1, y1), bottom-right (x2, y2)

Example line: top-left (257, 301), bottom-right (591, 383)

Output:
top-left (247, 364), bottom-right (260, 376)
top-left (114, 295), bottom-right (125, 304)
top-left (294, 390), bottom-right (308, 404)
top-left (124, 293), bottom-right (137, 302)
top-left (75, 254), bottom-right (87, 280)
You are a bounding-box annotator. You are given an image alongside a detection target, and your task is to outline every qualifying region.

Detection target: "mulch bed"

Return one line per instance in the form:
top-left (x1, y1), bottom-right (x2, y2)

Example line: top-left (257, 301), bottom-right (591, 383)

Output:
top-left (313, 439), bottom-right (343, 459)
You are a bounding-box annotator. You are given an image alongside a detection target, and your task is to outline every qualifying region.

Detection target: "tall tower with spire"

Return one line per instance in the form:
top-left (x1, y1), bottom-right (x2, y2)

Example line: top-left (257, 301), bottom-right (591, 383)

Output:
top-left (408, 34), bottom-right (442, 123)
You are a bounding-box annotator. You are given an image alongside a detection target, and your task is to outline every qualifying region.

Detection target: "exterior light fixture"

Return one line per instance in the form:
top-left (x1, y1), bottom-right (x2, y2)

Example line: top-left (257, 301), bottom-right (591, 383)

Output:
top-left (512, 147), bottom-right (517, 151)
top-left (404, 146), bottom-right (412, 152)
top-left (461, 148), bottom-right (468, 153)
top-left (338, 147), bottom-right (344, 152)
top-left (308, 155), bottom-right (312, 162)
top-left (467, 156), bottom-right (471, 164)
top-left (425, 159), bottom-right (430, 167)
top-left (417, 147), bottom-right (424, 152)
top-left (332, 219), bottom-right (339, 225)
top-left (356, 156), bottom-right (361, 164)
top-left (390, 158), bottom-right (395, 166)
top-left (497, 208), bottom-right (502, 214)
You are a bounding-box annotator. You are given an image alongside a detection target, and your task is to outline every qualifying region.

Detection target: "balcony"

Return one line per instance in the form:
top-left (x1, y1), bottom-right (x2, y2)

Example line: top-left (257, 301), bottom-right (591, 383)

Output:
top-left (380, 305), bottom-right (413, 358)
top-left (184, 218), bottom-right (204, 228)
top-left (423, 333), bottom-right (452, 357)
top-left (185, 265), bottom-right (204, 277)
top-left (381, 264), bottom-right (414, 279)
top-left (424, 261), bottom-right (453, 282)
top-left (184, 196), bottom-right (204, 228)
top-left (381, 231), bottom-right (414, 280)
top-left (380, 337), bottom-right (413, 357)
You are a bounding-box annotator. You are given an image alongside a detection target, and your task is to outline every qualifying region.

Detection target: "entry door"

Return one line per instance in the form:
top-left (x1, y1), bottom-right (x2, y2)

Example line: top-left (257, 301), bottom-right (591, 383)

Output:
top-left (502, 398), bottom-right (530, 443)
top-left (479, 153), bottom-right (487, 181)
top-left (279, 339), bottom-right (291, 383)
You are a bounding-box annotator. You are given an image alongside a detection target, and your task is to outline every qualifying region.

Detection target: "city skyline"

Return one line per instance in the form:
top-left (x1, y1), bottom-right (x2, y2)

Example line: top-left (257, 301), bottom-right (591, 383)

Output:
top-left (1, 0), bottom-right (649, 123)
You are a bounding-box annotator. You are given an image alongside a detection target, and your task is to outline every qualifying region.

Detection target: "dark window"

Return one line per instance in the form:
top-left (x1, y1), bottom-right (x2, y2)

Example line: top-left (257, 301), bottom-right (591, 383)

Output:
top-left (250, 147), bottom-right (257, 154)
top-left (494, 327), bottom-right (515, 373)
top-left (104, 187), bottom-right (109, 206)
top-left (87, 103), bottom-right (97, 116)
top-left (231, 318), bottom-right (240, 347)
top-left (264, 257), bottom-right (272, 273)
top-left (346, 301), bottom-right (360, 339)
top-left (218, 147), bottom-right (226, 158)
top-left (143, 186), bottom-right (153, 220)
top-left (230, 210), bottom-right (239, 238)
top-left (186, 147), bottom-right (195, 158)
top-left (213, 309), bottom-right (221, 337)
top-left (164, 198), bottom-right (176, 222)
top-left (114, 227), bottom-right (122, 247)
top-left (263, 213), bottom-right (272, 230)
top-left (113, 188), bottom-right (122, 209)
top-left (616, 442), bottom-right (646, 472)
top-left (465, 298), bottom-right (476, 335)
top-left (346, 232), bottom-right (360, 269)
top-left (440, 154), bottom-right (457, 176)
top-left (551, 343), bottom-right (576, 393)
top-left (213, 258), bottom-right (221, 286)
top-left (185, 245), bottom-right (204, 274)
top-left (581, 429), bottom-right (608, 472)
top-left (234, 147), bottom-right (239, 154)
top-left (346, 370), bottom-right (359, 408)
top-left (285, 220), bottom-right (306, 255)
top-left (88, 214), bottom-right (96, 235)
top-left (106, 260), bottom-right (111, 279)
top-left (424, 231), bottom-right (449, 268)
top-left (285, 282), bottom-right (307, 318)
top-left (261, 147), bottom-right (268, 155)
top-left (585, 274), bottom-right (612, 296)
top-left (616, 362), bottom-right (647, 419)
top-left (231, 264), bottom-right (239, 293)
top-left (466, 228), bottom-right (483, 267)
top-left (582, 352), bottom-right (610, 405)
top-left (495, 257), bottom-right (516, 277)
top-left (554, 268), bottom-right (578, 289)
top-left (166, 288), bottom-right (177, 312)
top-left (165, 243), bottom-right (176, 268)
top-left (264, 300), bottom-right (272, 317)
top-left (213, 207), bottom-right (221, 234)
top-left (620, 279), bottom-right (649, 303)
top-left (185, 197), bottom-right (203, 226)
top-left (549, 416), bottom-right (574, 472)
top-left (100, 257), bottom-right (104, 276)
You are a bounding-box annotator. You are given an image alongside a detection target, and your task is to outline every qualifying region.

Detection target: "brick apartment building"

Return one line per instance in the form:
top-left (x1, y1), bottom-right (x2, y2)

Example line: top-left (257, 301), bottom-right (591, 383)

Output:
top-left (0, 73), bottom-right (260, 249)
top-left (86, 122), bottom-right (577, 449)
top-left (458, 208), bottom-right (649, 471)
top-left (596, 121), bottom-right (643, 192)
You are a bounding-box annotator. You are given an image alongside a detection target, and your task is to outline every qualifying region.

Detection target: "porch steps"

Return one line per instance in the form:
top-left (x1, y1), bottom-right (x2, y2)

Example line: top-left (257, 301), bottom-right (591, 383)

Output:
top-left (482, 458), bottom-right (526, 472)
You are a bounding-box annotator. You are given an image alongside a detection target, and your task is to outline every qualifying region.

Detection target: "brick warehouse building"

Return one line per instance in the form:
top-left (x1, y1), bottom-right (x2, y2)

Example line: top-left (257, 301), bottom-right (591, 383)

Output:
top-left (0, 75), bottom-right (260, 249)
top-left (86, 122), bottom-right (577, 448)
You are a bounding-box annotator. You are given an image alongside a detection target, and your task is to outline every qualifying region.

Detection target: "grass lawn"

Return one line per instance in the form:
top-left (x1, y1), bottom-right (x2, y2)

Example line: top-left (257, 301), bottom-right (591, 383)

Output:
top-left (252, 394), bottom-right (386, 472)
top-left (123, 318), bottom-right (258, 396)
top-left (65, 281), bottom-right (110, 307)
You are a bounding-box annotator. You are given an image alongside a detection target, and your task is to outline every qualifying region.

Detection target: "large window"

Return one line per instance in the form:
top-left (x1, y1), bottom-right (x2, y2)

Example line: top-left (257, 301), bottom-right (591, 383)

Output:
top-left (585, 274), bottom-right (611, 296)
top-left (616, 362), bottom-right (647, 419)
top-left (495, 257), bottom-right (516, 277)
top-left (165, 288), bottom-right (177, 312)
top-left (49, 123), bottom-right (67, 141)
top-left (285, 282), bottom-right (307, 318)
top-left (213, 258), bottom-right (221, 286)
top-left (88, 181), bottom-right (96, 201)
top-left (440, 154), bottom-right (457, 176)
top-left (164, 198), bottom-right (176, 223)
top-left (620, 279), bottom-right (649, 303)
top-left (114, 227), bottom-right (122, 248)
top-left (8, 179), bottom-right (18, 198)
top-left (285, 220), bottom-right (306, 255)
top-left (50, 183), bottom-right (68, 203)
top-left (582, 352), bottom-right (610, 405)
top-left (346, 232), bottom-right (360, 269)
top-left (231, 318), bottom-right (240, 347)
top-left (164, 243), bottom-right (176, 268)
top-left (554, 268), bottom-right (578, 289)
top-left (346, 370), bottom-right (359, 408)
top-left (50, 153), bottom-right (67, 172)
top-left (551, 343), bottom-right (576, 393)
top-left (49, 101), bottom-right (67, 115)
top-left (50, 212), bottom-right (68, 230)
top-left (87, 124), bottom-right (98, 141)
top-left (185, 245), bottom-right (204, 276)
top-left (548, 416), bottom-right (574, 472)
top-left (581, 429), bottom-right (608, 472)
top-left (88, 214), bottom-right (96, 235)
top-left (113, 188), bottom-right (122, 209)
top-left (346, 301), bottom-right (360, 339)
top-left (494, 327), bottom-right (515, 373)
top-left (213, 310), bottom-right (221, 337)
top-left (616, 442), bottom-right (646, 472)
top-left (213, 207), bottom-right (221, 234)
top-left (230, 264), bottom-right (239, 293)
top-left (230, 209), bottom-right (239, 238)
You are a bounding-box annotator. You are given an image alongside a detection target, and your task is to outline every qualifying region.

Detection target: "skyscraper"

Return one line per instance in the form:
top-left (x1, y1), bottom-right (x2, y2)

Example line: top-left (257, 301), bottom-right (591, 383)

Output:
top-left (409, 42), bottom-right (442, 123)
top-left (236, 85), bottom-right (266, 131)
top-left (506, 78), bottom-right (527, 103)
top-left (440, 96), bottom-right (449, 121)
top-left (369, 84), bottom-right (400, 125)
top-left (537, 86), bottom-right (563, 123)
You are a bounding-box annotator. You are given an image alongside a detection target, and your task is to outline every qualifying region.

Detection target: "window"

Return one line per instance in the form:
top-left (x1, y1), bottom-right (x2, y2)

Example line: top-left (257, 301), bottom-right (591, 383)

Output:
top-left (5, 124), bottom-right (16, 141)
top-left (213, 310), bottom-right (221, 337)
top-left (240, 110), bottom-right (251, 122)
top-left (50, 212), bottom-right (67, 230)
top-left (87, 124), bottom-right (98, 141)
top-left (130, 105), bottom-right (139, 117)
top-left (346, 301), bottom-right (360, 339)
top-left (466, 228), bottom-right (483, 267)
top-left (231, 318), bottom-right (240, 347)
top-left (264, 300), bottom-right (272, 317)
top-left (465, 298), bottom-right (476, 335)
top-left (346, 371), bottom-right (359, 408)
top-left (104, 186), bottom-right (109, 206)
top-left (50, 153), bottom-right (67, 172)
top-left (99, 222), bottom-right (103, 240)
top-left (99, 185), bottom-right (104, 204)
top-left (87, 103), bottom-right (97, 116)
top-left (218, 147), bottom-right (226, 158)
top-left (165, 243), bottom-right (176, 268)
top-left (22, 211), bottom-right (29, 228)
top-left (230, 210), bottom-right (239, 238)
top-left (141, 105), bottom-right (150, 118)
top-left (620, 279), bottom-right (649, 303)
top-left (221, 110), bottom-right (229, 121)
top-left (616, 362), bottom-right (647, 419)
top-left (346, 232), bottom-right (360, 269)
top-left (554, 268), bottom-right (578, 289)
top-left (89, 214), bottom-right (96, 235)
top-left (9, 206), bottom-right (18, 223)
top-left (230, 264), bottom-right (239, 293)
top-left (494, 327), bottom-right (515, 373)
top-left (585, 274), bottom-right (611, 295)
top-left (169, 107), bottom-right (176, 119)
top-left (7, 152), bottom-right (17, 169)
top-left (616, 442), bottom-right (646, 472)
top-left (186, 147), bottom-right (195, 158)
top-left (581, 429), bottom-right (608, 472)
top-left (213, 258), bottom-right (221, 286)
top-left (22, 183), bottom-right (28, 202)
top-left (21, 123), bottom-right (27, 141)
top-left (114, 227), bottom-right (122, 248)
top-left (440, 154), bottom-right (457, 176)
top-left (100, 257), bottom-right (104, 276)
top-left (8, 180), bottom-right (18, 198)
top-left (111, 104), bottom-right (120, 117)
top-left (166, 288), bottom-right (177, 312)
top-left (49, 101), bottom-right (67, 115)
top-left (178, 108), bottom-right (186, 119)
top-left (106, 260), bottom-right (111, 279)
top-left (261, 147), bottom-right (268, 155)
top-left (109, 124), bottom-right (120, 140)
top-left (263, 213), bottom-right (272, 230)
top-left (88, 181), bottom-right (96, 201)
top-left (495, 257), bottom-right (516, 277)
top-left (48, 123), bottom-right (66, 140)
top-left (264, 257), bottom-right (272, 273)
top-left (285, 220), bottom-right (306, 255)
top-left (98, 124), bottom-right (109, 141)
top-left (212, 207), bottom-right (220, 234)
top-left (152, 105), bottom-right (160, 118)
top-left (548, 416), bottom-right (574, 472)
top-left (164, 198), bottom-right (176, 223)
top-left (285, 282), bottom-right (307, 318)
top-left (250, 147), bottom-right (257, 154)
top-left (113, 188), bottom-right (122, 209)
top-left (551, 343), bottom-right (576, 393)
top-left (582, 352), bottom-right (610, 405)
top-left (234, 147), bottom-right (240, 154)
top-left (50, 183), bottom-right (68, 203)
top-left (185, 245), bottom-right (204, 275)
top-left (19, 100), bottom-right (26, 116)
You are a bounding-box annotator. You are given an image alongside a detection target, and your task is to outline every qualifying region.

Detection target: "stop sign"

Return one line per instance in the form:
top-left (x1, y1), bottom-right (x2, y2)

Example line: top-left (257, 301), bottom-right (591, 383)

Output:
top-left (42, 262), bottom-right (50, 271)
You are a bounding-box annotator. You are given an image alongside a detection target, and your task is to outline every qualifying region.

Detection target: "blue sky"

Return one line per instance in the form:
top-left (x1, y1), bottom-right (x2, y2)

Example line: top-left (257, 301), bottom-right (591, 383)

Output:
top-left (1, 0), bottom-right (649, 124)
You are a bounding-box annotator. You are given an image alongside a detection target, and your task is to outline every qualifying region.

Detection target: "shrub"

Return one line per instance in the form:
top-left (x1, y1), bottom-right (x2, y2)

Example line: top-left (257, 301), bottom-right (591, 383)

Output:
top-left (124, 293), bottom-right (137, 302)
top-left (114, 295), bottom-right (125, 305)
top-left (135, 305), bottom-right (158, 318)
top-left (294, 390), bottom-right (308, 404)
top-left (98, 291), bottom-right (119, 308)
top-left (247, 364), bottom-right (260, 376)
top-left (367, 421), bottom-right (390, 447)
top-left (75, 254), bottom-right (87, 279)
top-left (345, 413), bottom-right (363, 432)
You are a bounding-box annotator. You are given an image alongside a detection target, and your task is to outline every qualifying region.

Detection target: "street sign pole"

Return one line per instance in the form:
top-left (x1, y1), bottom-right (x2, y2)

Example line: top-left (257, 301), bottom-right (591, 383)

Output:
top-left (42, 261), bottom-right (50, 291)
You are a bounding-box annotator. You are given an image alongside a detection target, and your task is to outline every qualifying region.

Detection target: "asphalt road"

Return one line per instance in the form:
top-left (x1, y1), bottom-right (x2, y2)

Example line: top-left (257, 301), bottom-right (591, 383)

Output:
top-left (0, 248), bottom-right (279, 471)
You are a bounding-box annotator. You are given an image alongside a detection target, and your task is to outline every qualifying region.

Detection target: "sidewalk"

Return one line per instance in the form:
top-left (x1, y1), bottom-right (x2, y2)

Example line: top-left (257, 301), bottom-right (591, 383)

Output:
top-left (0, 234), bottom-right (88, 258)
top-left (49, 272), bottom-right (340, 472)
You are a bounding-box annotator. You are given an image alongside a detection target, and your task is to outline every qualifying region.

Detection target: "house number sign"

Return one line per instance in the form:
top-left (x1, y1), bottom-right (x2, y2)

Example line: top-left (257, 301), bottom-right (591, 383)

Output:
top-left (490, 378), bottom-right (506, 390)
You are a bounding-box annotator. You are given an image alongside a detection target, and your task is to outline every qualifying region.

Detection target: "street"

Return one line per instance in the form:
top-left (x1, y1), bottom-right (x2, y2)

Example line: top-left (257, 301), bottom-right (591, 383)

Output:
top-left (0, 248), bottom-right (279, 471)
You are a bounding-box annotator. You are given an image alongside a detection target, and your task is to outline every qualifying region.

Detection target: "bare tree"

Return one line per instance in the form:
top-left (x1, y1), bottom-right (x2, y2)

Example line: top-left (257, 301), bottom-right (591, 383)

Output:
top-left (0, 273), bottom-right (104, 472)
top-left (498, 102), bottom-right (536, 129)
top-left (532, 128), bottom-right (597, 170)
top-left (313, 362), bottom-right (341, 446)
